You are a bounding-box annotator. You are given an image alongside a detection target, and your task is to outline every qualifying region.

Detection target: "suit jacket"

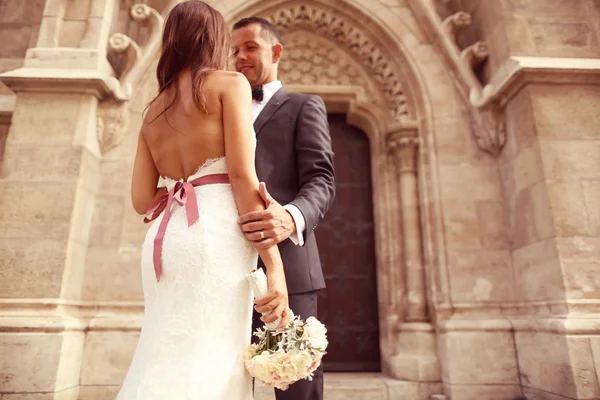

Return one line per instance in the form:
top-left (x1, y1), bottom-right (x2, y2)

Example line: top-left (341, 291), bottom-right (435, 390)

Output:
top-left (254, 87), bottom-right (335, 295)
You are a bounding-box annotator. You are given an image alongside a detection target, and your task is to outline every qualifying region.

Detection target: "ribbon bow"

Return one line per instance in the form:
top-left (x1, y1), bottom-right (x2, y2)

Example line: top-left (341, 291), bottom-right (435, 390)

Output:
top-left (144, 173), bottom-right (229, 281)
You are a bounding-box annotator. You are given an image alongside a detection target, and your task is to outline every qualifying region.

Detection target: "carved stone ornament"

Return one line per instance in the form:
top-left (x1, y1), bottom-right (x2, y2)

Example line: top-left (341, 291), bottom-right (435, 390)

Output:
top-left (106, 4), bottom-right (164, 102)
top-left (387, 133), bottom-right (419, 173)
top-left (469, 106), bottom-right (506, 158)
top-left (279, 34), bottom-right (386, 110)
top-left (411, 0), bottom-right (506, 156)
top-left (97, 100), bottom-right (130, 153)
top-left (97, 4), bottom-right (162, 153)
top-left (264, 3), bottom-right (409, 120)
top-left (442, 11), bottom-right (471, 45)
top-left (461, 41), bottom-right (489, 69)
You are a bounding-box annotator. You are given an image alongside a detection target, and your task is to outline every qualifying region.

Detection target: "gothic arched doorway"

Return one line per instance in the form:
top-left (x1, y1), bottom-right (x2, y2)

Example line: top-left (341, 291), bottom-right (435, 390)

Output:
top-left (316, 113), bottom-right (380, 372)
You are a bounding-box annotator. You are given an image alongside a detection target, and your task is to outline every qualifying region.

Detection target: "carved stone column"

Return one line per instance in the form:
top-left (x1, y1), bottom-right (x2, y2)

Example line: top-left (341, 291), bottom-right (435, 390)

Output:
top-left (388, 133), bottom-right (428, 323)
top-left (385, 131), bottom-right (438, 384)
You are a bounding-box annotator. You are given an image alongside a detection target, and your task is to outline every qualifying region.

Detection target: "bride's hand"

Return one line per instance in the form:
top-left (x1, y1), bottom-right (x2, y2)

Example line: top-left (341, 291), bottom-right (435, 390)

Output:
top-left (254, 268), bottom-right (290, 330)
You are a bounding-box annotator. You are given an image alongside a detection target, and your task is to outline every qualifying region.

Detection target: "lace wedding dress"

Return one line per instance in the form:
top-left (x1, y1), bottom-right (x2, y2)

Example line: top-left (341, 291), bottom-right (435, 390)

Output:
top-left (116, 157), bottom-right (256, 400)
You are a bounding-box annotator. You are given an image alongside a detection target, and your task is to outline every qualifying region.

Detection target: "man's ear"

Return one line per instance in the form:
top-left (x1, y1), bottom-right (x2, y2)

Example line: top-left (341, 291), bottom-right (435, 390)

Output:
top-left (272, 43), bottom-right (283, 63)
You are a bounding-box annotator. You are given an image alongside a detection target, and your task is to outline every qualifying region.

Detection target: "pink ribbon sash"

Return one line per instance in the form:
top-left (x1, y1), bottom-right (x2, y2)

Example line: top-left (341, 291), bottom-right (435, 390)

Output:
top-left (144, 173), bottom-right (230, 282)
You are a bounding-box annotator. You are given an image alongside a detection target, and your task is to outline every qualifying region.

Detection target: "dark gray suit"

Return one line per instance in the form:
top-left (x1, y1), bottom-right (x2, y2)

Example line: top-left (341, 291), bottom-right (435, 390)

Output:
top-left (254, 87), bottom-right (335, 294)
top-left (253, 87), bottom-right (335, 400)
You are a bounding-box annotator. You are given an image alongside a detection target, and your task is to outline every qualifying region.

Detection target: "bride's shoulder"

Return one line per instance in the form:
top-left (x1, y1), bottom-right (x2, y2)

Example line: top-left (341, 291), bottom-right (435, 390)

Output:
top-left (207, 71), bottom-right (250, 96)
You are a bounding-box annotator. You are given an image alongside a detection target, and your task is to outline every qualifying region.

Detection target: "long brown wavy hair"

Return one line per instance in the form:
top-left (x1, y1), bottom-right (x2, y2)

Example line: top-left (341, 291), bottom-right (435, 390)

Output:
top-left (149, 1), bottom-right (229, 119)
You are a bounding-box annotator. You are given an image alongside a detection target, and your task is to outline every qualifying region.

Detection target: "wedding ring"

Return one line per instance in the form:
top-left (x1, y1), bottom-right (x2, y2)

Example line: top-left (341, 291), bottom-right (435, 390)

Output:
top-left (260, 231), bottom-right (265, 239)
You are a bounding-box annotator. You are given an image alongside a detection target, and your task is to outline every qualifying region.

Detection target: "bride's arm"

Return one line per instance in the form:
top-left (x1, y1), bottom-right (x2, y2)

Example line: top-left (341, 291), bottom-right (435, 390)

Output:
top-left (131, 131), bottom-right (167, 215)
top-left (221, 73), bottom-right (290, 328)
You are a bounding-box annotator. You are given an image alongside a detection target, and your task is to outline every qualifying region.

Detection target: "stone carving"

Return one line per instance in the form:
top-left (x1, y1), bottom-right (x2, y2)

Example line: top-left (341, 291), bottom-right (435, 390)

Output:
top-left (99, 3), bottom-right (162, 153)
top-left (109, 33), bottom-right (142, 91)
top-left (387, 134), bottom-right (418, 173)
top-left (460, 38), bottom-right (505, 156)
top-left (264, 3), bottom-right (409, 119)
top-left (280, 35), bottom-right (363, 86)
top-left (97, 100), bottom-right (130, 153)
top-left (458, 40), bottom-right (503, 155)
top-left (411, 0), bottom-right (506, 156)
top-left (106, 4), bottom-right (164, 101)
top-left (442, 11), bottom-right (471, 45)
top-left (469, 106), bottom-right (506, 158)
top-left (461, 41), bottom-right (489, 69)
top-left (279, 34), bottom-right (385, 110)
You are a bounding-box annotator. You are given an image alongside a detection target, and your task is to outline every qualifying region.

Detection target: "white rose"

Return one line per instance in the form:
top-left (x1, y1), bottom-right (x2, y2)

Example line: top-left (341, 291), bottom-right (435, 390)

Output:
top-left (308, 335), bottom-right (328, 351)
top-left (250, 351), bottom-right (273, 384)
top-left (305, 317), bottom-right (327, 336)
top-left (288, 349), bottom-right (313, 377)
top-left (304, 317), bottom-right (328, 350)
top-left (270, 351), bottom-right (298, 380)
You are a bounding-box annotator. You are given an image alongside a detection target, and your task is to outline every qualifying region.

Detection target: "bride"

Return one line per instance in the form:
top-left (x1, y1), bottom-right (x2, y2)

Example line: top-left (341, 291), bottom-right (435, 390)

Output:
top-left (116, 1), bottom-right (290, 399)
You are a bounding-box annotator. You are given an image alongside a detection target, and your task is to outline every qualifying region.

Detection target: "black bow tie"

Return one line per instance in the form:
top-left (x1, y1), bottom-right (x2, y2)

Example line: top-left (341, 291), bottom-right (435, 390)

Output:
top-left (251, 86), bottom-right (264, 102)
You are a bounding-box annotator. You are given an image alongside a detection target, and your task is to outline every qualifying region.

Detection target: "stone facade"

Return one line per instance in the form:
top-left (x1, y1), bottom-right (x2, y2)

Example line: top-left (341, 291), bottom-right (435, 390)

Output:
top-left (0, 0), bottom-right (599, 399)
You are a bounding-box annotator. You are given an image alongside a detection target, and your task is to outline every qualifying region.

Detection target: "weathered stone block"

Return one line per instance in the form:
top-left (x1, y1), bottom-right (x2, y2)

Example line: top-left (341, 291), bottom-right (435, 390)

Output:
top-left (83, 246), bottom-right (143, 301)
top-left (1, 144), bottom-right (83, 182)
top-left (89, 195), bottom-right (125, 247)
top-left (532, 85), bottom-right (600, 140)
top-left (0, 333), bottom-right (62, 392)
top-left (529, 19), bottom-right (598, 52)
top-left (443, 383), bottom-right (523, 400)
top-left (511, 180), bottom-right (554, 248)
top-left (512, 238), bottom-right (565, 302)
top-left (546, 180), bottom-right (590, 237)
top-left (81, 331), bottom-right (139, 385)
top-left (10, 94), bottom-right (86, 144)
top-left (539, 140), bottom-right (600, 180)
top-left (0, 238), bottom-right (65, 298)
top-left (516, 332), bottom-right (600, 399)
top-left (447, 249), bottom-right (514, 303)
top-left (439, 330), bottom-right (519, 385)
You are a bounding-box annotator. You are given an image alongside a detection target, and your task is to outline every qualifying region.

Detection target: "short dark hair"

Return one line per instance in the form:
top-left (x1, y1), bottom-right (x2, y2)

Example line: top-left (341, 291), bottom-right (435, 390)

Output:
top-left (232, 17), bottom-right (282, 44)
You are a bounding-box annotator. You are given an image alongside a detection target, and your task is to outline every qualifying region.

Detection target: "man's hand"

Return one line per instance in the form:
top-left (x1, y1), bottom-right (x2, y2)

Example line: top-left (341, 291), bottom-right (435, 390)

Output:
top-left (238, 182), bottom-right (296, 250)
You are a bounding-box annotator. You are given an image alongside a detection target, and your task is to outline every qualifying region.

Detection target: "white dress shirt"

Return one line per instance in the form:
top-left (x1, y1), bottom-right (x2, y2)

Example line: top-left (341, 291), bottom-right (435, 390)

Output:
top-left (252, 80), bottom-right (306, 246)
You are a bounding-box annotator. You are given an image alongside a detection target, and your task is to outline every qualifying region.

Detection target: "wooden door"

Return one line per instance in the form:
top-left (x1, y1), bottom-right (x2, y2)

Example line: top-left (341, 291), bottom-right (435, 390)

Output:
top-left (315, 114), bottom-right (380, 372)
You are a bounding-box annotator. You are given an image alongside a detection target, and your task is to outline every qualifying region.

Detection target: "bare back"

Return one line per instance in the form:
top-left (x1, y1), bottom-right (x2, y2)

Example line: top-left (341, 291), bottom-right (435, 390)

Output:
top-left (142, 70), bottom-right (232, 180)
top-left (131, 69), bottom-right (259, 220)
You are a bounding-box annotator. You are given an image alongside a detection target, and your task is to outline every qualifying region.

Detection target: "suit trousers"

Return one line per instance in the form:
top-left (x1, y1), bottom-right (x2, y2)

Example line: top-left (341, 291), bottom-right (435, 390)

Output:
top-left (252, 290), bottom-right (323, 400)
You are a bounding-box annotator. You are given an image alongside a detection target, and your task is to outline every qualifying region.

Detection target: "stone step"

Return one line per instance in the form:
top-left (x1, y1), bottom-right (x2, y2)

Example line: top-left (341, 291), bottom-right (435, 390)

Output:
top-left (254, 373), bottom-right (420, 400)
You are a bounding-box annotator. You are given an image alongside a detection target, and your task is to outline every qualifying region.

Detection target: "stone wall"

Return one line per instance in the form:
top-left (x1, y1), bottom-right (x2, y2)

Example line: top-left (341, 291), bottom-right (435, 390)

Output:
top-left (436, 1), bottom-right (600, 398)
top-left (498, 83), bottom-right (600, 399)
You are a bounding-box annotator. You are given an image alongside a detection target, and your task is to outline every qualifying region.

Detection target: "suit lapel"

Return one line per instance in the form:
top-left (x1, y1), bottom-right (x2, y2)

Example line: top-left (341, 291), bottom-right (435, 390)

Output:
top-left (254, 87), bottom-right (290, 135)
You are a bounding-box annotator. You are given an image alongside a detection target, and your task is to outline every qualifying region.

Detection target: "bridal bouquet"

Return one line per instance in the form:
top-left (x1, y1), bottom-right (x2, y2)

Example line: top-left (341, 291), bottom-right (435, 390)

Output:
top-left (245, 269), bottom-right (328, 391)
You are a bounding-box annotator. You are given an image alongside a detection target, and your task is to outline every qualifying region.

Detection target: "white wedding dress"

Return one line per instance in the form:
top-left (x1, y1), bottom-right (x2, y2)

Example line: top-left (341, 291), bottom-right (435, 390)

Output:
top-left (117, 157), bottom-right (256, 400)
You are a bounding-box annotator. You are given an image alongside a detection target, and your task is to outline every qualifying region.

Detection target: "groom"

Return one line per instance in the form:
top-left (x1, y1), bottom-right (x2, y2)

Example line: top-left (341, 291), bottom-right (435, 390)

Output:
top-left (232, 17), bottom-right (335, 400)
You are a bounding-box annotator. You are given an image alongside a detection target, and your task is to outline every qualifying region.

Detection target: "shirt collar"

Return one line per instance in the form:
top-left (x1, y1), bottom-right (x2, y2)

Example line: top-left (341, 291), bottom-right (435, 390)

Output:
top-left (255, 80), bottom-right (282, 105)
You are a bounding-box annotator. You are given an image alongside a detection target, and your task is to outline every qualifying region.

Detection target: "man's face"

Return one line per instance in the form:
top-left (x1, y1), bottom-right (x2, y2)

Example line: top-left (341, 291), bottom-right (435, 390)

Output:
top-left (232, 24), bottom-right (275, 87)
